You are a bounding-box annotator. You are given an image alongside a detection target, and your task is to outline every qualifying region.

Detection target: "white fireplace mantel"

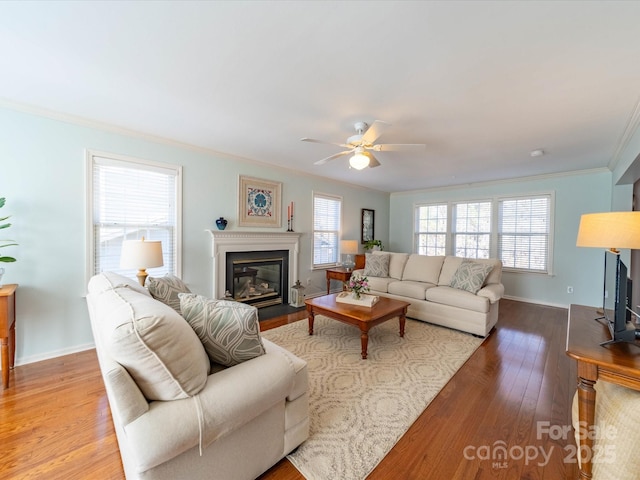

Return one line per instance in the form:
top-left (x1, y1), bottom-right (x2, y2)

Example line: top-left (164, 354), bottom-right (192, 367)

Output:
top-left (207, 230), bottom-right (302, 299)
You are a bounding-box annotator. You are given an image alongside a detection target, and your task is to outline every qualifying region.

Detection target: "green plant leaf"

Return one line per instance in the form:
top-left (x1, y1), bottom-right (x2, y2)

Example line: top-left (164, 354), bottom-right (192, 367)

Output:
top-left (0, 242), bottom-right (18, 248)
top-left (0, 256), bottom-right (16, 263)
top-left (0, 198), bottom-right (5, 208)
top-left (0, 223), bottom-right (11, 230)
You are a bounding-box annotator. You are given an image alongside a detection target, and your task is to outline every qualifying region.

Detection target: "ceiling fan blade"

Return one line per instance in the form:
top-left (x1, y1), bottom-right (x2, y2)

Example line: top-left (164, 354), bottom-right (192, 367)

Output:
top-left (367, 152), bottom-right (381, 168)
top-left (314, 150), bottom-right (353, 166)
top-left (301, 138), bottom-right (351, 148)
top-left (361, 120), bottom-right (391, 145)
top-left (371, 143), bottom-right (426, 152)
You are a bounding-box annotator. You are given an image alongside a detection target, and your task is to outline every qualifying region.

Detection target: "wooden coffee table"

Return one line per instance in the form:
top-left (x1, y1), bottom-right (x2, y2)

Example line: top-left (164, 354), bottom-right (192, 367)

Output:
top-left (305, 293), bottom-right (410, 359)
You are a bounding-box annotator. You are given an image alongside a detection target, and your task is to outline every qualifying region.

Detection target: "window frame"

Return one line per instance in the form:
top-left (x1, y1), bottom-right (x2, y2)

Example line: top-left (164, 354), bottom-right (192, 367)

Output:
top-left (85, 150), bottom-right (183, 284)
top-left (312, 191), bottom-right (342, 270)
top-left (413, 192), bottom-right (554, 275)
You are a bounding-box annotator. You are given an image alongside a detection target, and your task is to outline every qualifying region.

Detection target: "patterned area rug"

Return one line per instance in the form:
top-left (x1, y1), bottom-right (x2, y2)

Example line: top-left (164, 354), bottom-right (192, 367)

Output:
top-left (261, 315), bottom-right (483, 480)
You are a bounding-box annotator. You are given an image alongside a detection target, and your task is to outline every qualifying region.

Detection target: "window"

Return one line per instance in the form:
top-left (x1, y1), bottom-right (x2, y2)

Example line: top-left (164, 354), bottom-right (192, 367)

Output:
top-left (453, 201), bottom-right (491, 259)
top-left (87, 151), bottom-right (181, 280)
top-left (499, 195), bottom-right (551, 272)
top-left (415, 203), bottom-right (447, 256)
top-left (413, 193), bottom-right (553, 273)
top-left (312, 192), bottom-right (341, 268)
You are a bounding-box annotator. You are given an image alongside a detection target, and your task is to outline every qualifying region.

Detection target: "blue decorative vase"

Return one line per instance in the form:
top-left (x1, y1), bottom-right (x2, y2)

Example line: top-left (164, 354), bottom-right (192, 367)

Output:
top-left (215, 217), bottom-right (228, 230)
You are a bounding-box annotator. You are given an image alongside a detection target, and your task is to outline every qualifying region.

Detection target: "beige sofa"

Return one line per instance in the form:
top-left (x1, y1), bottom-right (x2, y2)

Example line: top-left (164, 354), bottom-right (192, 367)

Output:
top-left (86, 272), bottom-right (308, 480)
top-left (352, 252), bottom-right (504, 337)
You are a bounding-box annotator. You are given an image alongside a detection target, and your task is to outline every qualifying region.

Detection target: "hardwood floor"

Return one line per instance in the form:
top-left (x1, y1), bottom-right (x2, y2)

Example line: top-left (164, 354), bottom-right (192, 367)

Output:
top-left (0, 300), bottom-right (577, 479)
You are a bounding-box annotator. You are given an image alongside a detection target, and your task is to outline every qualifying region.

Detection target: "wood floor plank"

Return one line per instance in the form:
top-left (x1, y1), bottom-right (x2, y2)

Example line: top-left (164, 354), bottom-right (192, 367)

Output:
top-left (0, 300), bottom-right (579, 479)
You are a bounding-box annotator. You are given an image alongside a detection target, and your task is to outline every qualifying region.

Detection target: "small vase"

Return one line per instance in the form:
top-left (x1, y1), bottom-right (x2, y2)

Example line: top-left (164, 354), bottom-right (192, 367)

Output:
top-left (215, 217), bottom-right (228, 230)
top-left (352, 290), bottom-right (361, 300)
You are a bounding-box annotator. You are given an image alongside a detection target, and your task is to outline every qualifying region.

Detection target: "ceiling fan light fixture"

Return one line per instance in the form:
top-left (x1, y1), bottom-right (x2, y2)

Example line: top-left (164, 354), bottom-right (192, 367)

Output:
top-left (349, 148), bottom-right (370, 170)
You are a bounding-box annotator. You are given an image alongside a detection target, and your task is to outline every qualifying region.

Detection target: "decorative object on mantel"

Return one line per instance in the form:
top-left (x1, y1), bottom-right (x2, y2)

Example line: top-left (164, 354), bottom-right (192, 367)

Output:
top-left (348, 274), bottom-right (370, 300)
top-left (215, 217), bottom-right (228, 230)
top-left (238, 175), bottom-right (282, 228)
top-left (290, 280), bottom-right (305, 308)
top-left (287, 201), bottom-right (294, 232)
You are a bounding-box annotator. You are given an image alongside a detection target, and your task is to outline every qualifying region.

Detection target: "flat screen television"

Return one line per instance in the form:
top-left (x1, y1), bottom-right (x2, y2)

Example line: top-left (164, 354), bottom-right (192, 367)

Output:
top-left (600, 250), bottom-right (636, 346)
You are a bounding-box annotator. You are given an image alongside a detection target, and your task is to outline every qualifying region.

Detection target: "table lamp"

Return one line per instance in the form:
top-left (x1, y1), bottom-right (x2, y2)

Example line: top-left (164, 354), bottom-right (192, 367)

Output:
top-left (120, 237), bottom-right (164, 286)
top-left (576, 212), bottom-right (640, 252)
top-left (340, 240), bottom-right (359, 271)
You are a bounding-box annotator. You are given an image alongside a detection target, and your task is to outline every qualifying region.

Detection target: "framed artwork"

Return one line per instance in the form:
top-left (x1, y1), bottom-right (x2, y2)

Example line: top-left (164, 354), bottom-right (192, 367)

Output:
top-left (238, 176), bottom-right (282, 227)
top-left (361, 208), bottom-right (375, 244)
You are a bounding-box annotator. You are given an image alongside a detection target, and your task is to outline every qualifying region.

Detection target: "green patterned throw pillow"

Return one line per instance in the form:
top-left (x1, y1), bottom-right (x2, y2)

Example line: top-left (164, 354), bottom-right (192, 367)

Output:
top-left (147, 275), bottom-right (191, 315)
top-left (178, 293), bottom-right (266, 367)
top-left (449, 260), bottom-right (494, 294)
top-left (364, 253), bottom-right (390, 277)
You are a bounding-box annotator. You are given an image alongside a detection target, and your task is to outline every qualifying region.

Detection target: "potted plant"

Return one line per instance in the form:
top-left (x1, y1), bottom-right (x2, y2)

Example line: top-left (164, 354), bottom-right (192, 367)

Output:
top-left (364, 239), bottom-right (384, 251)
top-left (0, 197), bottom-right (17, 284)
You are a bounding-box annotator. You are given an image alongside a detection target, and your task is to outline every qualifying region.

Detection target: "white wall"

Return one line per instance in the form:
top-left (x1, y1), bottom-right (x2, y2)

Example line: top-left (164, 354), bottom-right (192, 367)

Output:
top-left (389, 170), bottom-right (616, 308)
top-left (0, 106), bottom-right (389, 365)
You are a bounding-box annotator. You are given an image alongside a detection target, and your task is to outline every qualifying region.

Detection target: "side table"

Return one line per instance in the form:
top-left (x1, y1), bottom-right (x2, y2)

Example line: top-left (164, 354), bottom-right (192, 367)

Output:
top-left (325, 268), bottom-right (353, 294)
top-left (0, 284), bottom-right (17, 389)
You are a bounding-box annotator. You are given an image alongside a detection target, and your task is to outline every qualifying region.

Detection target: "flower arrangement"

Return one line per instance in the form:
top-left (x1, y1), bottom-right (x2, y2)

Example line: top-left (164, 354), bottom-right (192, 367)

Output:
top-left (348, 274), bottom-right (370, 300)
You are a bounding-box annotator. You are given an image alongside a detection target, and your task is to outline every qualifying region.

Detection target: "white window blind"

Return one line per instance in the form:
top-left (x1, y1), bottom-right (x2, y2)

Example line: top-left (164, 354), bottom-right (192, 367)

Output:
top-left (88, 153), bottom-right (181, 279)
top-left (313, 192), bottom-right (342, 268)
top-left (499, 195), bottom-right (550, 272)
top-left (453, 201), bottom-right (491, 259)
top-left (415, 203), bottom-right (447, 256)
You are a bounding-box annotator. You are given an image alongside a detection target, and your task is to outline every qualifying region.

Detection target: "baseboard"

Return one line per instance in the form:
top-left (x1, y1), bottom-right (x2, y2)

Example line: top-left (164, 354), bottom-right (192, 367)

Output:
top-left (4, 342), bottom-right (96, 369)
top-left (502, 294), bottom-right (568, 309)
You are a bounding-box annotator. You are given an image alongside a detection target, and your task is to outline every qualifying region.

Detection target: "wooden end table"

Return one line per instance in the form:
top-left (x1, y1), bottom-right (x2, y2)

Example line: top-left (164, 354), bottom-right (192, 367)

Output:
top-left (305, 293), bottom-right (410, 359)
top-left (0, 284), bottom-right (17, 389)
top-left (325, 267), bottom-right (353, 294)
top-left (566, 304), bottom-right (640, 479)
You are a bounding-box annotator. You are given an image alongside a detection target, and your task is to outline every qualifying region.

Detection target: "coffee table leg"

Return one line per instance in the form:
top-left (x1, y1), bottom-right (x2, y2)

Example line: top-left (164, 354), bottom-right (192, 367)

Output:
top-left (308, 311), bottom-right (315, 335)
top-left (360, 330), bottom-right (368, 359)
top-left (399, 314), bottom-right (406, 337)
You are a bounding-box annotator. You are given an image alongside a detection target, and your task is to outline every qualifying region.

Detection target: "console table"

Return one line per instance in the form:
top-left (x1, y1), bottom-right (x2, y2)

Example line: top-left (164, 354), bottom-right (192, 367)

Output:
top-left (0, 284), bottom-right (17, 389)
top-left (566, 304), bottom-right (640, 479)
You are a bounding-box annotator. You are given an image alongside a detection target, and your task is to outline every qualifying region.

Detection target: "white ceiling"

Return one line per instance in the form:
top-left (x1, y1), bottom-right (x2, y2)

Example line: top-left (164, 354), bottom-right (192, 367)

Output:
top-left (1, 1), bottom-right (640, 193)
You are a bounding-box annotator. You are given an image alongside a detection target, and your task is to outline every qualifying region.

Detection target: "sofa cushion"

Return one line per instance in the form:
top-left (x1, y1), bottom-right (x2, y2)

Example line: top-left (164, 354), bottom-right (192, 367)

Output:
top-left (179, 294), bottom-right (266, 367)
top-left (364, 253), bottom-right (390, 277)
top-left (426, 285), bottom-right (490, 313)
top-left (92, 285), bottom-right (210, 401)
top-left (449, 259), bottom-right (495, 294)
top-left (388, 280), bottom-right (435, 300)
top-left (366, 276), bottom-right (396, 293)
top-left (373, 251), bottom-right (409, 280)
top-left (147, 274), bottom-right (191, 314)
top-left (402, 254), bottom-right (444, 284)
top-left (439, 257), bottom-right (502, 286)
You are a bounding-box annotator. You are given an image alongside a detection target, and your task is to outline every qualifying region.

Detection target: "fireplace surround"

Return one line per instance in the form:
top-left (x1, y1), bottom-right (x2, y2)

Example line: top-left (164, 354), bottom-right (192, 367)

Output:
top-left (207, 231), bottom-right (302, 304)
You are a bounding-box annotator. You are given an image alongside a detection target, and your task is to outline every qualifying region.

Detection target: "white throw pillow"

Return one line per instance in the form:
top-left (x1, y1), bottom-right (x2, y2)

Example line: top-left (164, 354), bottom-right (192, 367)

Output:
top-left (449, 260), bottom-right (494, 294)
top-left (364, 253), bottom-right (390, 277)
top-left (179, 294), bottom-right (266, 367)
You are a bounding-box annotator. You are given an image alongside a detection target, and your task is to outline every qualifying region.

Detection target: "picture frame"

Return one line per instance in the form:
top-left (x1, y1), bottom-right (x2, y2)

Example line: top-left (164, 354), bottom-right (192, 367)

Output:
top-left (238, 175), bottom-right (282, 228)
top-left (361, 208), bottom-right (375, 244)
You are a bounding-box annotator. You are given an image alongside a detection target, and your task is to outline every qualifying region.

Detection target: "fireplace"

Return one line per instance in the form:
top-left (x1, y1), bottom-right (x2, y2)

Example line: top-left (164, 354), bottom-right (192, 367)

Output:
top-left (208, 231), bottom-right (302, 307)
top-left (226, 250), bottom-right (288, 307)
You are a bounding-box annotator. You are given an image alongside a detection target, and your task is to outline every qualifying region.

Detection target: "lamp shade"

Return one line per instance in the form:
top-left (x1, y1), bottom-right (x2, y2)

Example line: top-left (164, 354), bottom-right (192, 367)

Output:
top-left (120, 239), bottom-right (164, 269)
top-left (576, 212), bottom-right (640, 251)
top-left (340, 240), bottom-right (359, 255)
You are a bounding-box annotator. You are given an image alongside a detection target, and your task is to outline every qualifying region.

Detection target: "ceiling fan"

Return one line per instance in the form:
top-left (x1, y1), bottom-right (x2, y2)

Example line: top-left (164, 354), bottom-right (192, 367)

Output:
top-left (301, 120), bottom-right (425, 170)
